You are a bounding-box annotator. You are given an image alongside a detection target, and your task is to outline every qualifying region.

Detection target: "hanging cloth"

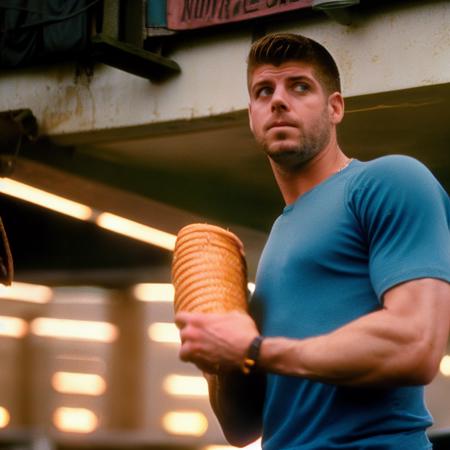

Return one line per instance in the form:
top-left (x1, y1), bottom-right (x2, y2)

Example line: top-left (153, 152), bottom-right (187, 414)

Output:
top-left (0, 0), bottom-right (100, 68)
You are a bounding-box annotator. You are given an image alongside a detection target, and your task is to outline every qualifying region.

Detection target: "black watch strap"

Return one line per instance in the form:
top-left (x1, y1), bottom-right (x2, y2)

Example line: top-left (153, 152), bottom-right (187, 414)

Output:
top-left (242, 335), bottom-right (264, 374)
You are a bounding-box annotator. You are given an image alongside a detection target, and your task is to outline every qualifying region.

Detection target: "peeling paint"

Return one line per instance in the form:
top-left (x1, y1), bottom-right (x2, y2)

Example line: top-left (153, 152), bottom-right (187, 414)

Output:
top-left (40, 81), bottom-right (97, 134)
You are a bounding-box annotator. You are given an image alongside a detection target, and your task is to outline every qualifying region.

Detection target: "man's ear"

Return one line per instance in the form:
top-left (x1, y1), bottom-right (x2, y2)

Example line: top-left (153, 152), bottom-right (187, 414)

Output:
top-left (328, 92), bottom-right (344, 125)
top-left (248, 103), bottom-right (254, 133)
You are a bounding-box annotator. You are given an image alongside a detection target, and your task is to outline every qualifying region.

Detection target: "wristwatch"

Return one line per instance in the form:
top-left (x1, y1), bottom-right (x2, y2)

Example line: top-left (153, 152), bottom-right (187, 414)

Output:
top-left (242, 335), bottom-right (264, 374)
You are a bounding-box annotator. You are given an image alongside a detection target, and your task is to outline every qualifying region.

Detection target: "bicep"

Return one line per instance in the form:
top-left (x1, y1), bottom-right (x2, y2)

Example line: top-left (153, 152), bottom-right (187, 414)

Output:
top-left (348, 157), bottom-right (450, 298)
top-left (383, 278), bottom-right (450, 382)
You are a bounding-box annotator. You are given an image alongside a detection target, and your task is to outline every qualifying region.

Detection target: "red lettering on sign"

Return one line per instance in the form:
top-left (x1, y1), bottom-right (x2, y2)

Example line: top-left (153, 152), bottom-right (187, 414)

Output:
top-left (167, 0), bottom-right (313, 30)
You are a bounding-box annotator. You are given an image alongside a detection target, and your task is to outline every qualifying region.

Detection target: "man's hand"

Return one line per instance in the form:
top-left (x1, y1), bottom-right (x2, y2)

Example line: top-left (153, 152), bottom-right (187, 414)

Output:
top-left (175, 311), bottom-right (260, 373)
top-left (176, 311), bottom-right (264, 446)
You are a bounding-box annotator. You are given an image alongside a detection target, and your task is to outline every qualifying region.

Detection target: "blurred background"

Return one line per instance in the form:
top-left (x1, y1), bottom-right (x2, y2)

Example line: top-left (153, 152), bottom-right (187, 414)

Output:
top-left (0, 0), bottom-right (449, 449)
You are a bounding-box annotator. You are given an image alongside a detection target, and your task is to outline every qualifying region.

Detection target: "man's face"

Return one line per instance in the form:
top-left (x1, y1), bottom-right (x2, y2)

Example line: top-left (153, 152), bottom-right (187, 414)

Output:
top-left (248, 62), bottom-right (334, 170)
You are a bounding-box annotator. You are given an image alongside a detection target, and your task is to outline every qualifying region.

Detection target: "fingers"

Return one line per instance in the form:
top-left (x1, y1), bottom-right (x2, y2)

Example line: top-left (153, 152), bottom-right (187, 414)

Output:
top-left (179, 337), bottom-right (221, 374)
top-left (177, 313), bottom-right (221, 370)
top-left (178, 339), bottom-right (193, 361)
top-left (175, 311), bottom-right (208, 329)
top-left (175, 310), bottom-right (259, 372)
top-left (175, 310), bottom-right (252, 329)
top-left (174, 311), bottom-right (191, 329)
top-left (175, 312), bottom-right (204, 345)
top-left (176, 315), bottom-right (203, 363)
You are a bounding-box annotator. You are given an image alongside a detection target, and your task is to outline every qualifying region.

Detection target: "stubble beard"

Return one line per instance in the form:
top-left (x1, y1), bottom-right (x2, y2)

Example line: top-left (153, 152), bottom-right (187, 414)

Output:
top-left (261, 112), bottom-right (331, 172)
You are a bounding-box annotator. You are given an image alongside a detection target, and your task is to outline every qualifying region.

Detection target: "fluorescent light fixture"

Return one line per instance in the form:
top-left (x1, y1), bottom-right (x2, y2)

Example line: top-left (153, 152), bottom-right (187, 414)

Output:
top-left (440, 355), bottom-right (450, 377)
top-left (163, 374), bottom-right (208, 397)
top-left (30, 318), bottom-right (118, 342)
top-left (162, 411), bottom-right (208, 436)
top-left (0, 316), bottom-right (28, 338)
top-left (0, 178), bottom-right (92, 220)
top-left (247, 282), bottom-right (256, 294)
top-left (0, 179), bottom-right (177, 252)
top-left (204, 439), bottom-right (262, 450)
top-left (0, 281), bottom-right (52, 303)
top-left (133, 283), bottom-right (174, 302)
top-left (96, 212), bottom-right (176, 251)
top-left (52, 372), bottom-right (106, 396)
top-left (148, 322), bottom-right (180, 344)
top-left (0, 407), bottom-right (10, 428)
top-left (53, 407), bottom-right (98, 433)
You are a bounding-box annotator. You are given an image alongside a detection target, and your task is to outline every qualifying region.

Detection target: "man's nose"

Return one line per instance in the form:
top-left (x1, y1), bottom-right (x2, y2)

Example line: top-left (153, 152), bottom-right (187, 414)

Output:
top-left (271, 87), bottom-right (289, 112)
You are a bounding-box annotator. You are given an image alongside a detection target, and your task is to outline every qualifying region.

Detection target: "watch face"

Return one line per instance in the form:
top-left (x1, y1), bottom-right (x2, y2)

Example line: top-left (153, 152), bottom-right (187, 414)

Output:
top-left (242, 336), bottom-right (265, 374)
top-left (248, 336), bottom-right (264, 360)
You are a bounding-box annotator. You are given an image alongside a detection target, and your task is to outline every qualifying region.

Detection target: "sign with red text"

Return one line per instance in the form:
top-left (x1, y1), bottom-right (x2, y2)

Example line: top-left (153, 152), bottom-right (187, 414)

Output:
top-left (167, 0), bottom-right (314, 30)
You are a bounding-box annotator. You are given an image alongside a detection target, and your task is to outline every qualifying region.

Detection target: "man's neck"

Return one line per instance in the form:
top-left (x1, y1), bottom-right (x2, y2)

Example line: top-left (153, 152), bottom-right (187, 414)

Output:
top-left (270, 145), bottom-right (350, 205)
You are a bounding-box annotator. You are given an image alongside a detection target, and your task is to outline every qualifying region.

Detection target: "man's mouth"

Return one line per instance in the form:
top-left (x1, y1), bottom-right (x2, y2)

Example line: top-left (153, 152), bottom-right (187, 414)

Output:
top-left (266, 120), bottom-right (297, 131)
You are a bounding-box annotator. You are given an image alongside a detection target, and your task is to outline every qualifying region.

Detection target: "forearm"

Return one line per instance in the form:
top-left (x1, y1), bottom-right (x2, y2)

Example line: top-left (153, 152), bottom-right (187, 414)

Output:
top-left (206, 370), bottom-right (264, 446)
top-left (260, 318), bottom-right (413, 386)
top-left (259, 298), bottom-right (446, 387)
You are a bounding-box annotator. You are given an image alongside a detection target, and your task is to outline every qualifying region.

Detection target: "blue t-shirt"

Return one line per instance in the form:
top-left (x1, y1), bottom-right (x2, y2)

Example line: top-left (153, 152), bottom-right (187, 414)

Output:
top-left (251, 155), bottom-right (450, 450)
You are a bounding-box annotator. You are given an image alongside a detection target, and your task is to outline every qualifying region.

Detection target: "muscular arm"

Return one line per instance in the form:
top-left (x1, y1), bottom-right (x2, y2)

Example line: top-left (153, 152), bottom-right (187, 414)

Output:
top-left (176, 278), bottom-right (449, 444)
top-left (259, 278), bottom-right (450, 386)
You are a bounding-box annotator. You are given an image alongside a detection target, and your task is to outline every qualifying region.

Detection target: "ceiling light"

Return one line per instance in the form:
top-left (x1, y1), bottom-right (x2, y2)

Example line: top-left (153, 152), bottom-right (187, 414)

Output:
top-left (440, 355), bottom-right (450, 377)
top-left (0, 179), bottom-right (178, 252)
top-left (133, 283), bottom-right (174, 302)
top-left (53, 407), bottom-right (98, 433)
top-left (52, 372), bottom-right (106, 396)
top-left (0, 281), bottom-right (52, 303)
top-left (0, 315), bottom-right (28, 338)
top-left (0, 178), bottom-right (92, 220)
top-left (30, 318), bottom-right (118, 342)
top-left (162, 411), bottom-right (208, 436)
top-left (0, 407), bottom-right (10, 428)
top-left (247, 282), bottom-right (256, 294)
top-left (96, 212), bottom-right (176, 251)
top-left (148, 322), bottom-right (180, 343)
top-left (163, 374), bottom-right (208, 397)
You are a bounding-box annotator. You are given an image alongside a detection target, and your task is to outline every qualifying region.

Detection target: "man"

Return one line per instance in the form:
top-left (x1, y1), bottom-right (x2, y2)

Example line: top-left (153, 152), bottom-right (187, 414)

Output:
top-left (175, 33), bottom-right (450, 449)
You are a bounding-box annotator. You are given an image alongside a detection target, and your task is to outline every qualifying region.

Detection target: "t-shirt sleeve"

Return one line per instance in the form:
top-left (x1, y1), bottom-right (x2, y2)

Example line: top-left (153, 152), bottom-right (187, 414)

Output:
top-left (347, 155), bottom-right (450, 299)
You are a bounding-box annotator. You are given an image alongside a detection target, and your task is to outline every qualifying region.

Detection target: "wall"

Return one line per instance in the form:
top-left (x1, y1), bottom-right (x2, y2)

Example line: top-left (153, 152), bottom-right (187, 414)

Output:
top-left (0, 1), bottom-right (449, 140)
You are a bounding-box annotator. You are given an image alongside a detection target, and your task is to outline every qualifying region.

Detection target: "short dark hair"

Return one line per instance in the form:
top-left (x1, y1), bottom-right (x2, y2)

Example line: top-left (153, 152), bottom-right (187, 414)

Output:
top-left (247, 33), bottom-right (341, 95)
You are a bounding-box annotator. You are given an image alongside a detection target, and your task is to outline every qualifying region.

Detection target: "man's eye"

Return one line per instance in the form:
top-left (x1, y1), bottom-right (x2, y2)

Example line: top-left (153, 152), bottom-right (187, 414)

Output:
top-left (257, 87), bottom-right (272, 97)
top-left (293, 83), bottom-right (308, 93)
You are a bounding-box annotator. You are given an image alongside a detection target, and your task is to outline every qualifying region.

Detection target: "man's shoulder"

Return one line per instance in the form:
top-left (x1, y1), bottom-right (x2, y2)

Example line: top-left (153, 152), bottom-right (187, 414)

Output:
top-left (356, 154), bottom-right (430, 178)
top-left (348, 154), bottom-right (439, 191)
top-left (346, 154), bottom-right (448, 214)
